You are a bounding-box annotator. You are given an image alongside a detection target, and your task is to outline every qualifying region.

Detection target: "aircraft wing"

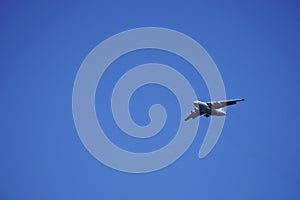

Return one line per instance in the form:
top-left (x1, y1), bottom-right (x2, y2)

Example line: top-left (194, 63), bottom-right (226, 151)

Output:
top-left (184, 108), bottom-right (201, 121)
top-left (207, 99), bottom-right (245, 109)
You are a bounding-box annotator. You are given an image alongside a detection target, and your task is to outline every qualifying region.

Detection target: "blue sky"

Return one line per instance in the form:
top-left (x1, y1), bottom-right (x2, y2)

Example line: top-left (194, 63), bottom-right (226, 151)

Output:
top-left (1, 0), bottom-right (300, 199)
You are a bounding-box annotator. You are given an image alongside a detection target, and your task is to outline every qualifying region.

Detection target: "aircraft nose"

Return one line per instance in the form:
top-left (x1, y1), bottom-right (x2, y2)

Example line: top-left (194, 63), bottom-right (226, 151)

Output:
top-left (193, 100), bottom-right (199, 106)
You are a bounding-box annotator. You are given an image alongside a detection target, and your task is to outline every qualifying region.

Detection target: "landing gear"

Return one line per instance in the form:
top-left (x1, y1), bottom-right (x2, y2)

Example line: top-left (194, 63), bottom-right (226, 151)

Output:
top-left (204, 114), bottom-right (210, 118)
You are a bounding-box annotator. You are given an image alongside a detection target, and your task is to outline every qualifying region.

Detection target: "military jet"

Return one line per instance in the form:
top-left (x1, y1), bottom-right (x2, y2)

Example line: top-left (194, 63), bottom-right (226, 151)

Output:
top-left (184, 99), bottom-right (244, 121)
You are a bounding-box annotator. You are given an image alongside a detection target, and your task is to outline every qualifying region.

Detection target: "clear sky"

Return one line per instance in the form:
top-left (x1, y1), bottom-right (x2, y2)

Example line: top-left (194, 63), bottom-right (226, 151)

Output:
top-left (1, 0), bottom-right (300, 199)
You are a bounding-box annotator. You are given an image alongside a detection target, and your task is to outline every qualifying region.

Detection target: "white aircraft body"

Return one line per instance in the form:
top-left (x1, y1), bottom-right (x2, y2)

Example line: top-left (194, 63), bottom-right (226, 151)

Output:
top-left (185, 99), bottom-right (244, 121)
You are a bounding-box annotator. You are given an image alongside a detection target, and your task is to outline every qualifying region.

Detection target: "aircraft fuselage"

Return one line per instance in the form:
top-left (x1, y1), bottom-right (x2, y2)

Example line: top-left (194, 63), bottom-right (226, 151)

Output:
top-left (193, 100), bottom-right (226, 117)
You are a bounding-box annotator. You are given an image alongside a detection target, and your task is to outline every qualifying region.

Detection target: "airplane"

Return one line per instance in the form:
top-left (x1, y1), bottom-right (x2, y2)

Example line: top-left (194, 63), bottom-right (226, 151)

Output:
top-left (184, 99), bottom-right (245, 121)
